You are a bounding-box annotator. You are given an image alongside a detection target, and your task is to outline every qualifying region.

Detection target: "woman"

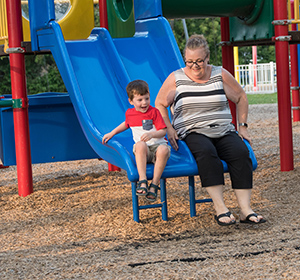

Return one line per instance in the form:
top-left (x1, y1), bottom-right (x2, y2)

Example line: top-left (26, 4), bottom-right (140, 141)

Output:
top-left (155, 34), bottom-right (266, 226)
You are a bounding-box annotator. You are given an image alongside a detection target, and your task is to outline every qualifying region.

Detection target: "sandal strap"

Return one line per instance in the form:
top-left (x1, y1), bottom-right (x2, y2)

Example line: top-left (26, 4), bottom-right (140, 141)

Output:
top-left (216, 211), bottom-right (232, 219)
top-left (137, 180), bottom-right (148, 187)
top-left (149, 183), bottom-right (160, 190)
top-left (146, 183), bottom-right (160, 202)
top-left (245, 213), bottom-right (258, 220)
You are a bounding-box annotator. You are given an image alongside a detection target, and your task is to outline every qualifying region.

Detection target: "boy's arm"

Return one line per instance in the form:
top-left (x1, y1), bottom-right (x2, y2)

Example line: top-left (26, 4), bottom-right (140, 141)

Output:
top-left (140, 128), bottom-right (167, 142)
top-left (140, 108), bottom-right (168, 142)
top-left (102, 122), bottom-right (128, 143)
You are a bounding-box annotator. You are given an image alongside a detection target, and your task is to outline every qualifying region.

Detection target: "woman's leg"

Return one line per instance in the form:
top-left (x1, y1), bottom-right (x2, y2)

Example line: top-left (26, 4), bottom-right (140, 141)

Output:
top-left (216, 133), bottom-right (265, 222)
top-left (184, 133), bottom-right (225, 187)
top-left (234, 189), bottom-right (265, 222)
top-left (206, 185), bottom-right (236, 223)
top-left (184, 133), bottom-right (235, 224)
top-left (216, 132), bottom-right (253, 190)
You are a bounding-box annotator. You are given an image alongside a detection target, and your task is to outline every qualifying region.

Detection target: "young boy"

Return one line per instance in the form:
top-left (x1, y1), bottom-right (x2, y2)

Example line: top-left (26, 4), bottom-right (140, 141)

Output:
top-left (102, 80), bottom-right (171, 202)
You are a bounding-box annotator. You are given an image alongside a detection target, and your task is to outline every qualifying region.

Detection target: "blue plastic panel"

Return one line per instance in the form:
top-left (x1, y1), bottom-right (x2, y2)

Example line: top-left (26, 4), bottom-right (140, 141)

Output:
top-left (0, 93), bottom-right (98, 165)
top-left (134, 0), bottom-right (162, 20)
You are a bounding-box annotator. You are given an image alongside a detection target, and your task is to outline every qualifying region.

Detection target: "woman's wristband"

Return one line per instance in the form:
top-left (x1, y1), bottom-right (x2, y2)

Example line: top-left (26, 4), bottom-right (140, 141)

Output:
top-left (238, 123), bottom-right (248, 128)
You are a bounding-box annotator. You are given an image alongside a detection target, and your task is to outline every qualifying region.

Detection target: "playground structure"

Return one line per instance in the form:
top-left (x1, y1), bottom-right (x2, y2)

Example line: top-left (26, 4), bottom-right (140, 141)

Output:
top-left (0, 0), bottom-right (298, 222)
top-left (0, 0), bottom-right (95, 52)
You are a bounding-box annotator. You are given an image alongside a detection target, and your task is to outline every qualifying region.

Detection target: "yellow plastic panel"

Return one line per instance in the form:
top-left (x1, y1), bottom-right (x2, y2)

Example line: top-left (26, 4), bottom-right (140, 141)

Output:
top-left (58, 0), bottom-right (94, 40)
top-left (3, 0), bottom-right (94, 44)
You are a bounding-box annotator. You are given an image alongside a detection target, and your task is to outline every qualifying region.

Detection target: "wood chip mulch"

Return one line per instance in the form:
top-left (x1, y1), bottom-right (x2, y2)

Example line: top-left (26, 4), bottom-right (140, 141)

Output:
top-left (1, 104), bottom-right (300, 279)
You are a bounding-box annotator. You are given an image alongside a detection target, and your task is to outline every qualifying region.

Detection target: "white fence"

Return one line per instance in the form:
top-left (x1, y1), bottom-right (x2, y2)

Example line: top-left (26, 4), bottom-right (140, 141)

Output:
top-left (235, 62), bottom-right (277, 94)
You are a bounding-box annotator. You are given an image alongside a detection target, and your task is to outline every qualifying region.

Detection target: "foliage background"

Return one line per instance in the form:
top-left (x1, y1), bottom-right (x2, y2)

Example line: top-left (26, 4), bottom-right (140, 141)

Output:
top-left (0, 14), bottom-right (275, 95)
top-left (171, 18), bottom-right (275, 65)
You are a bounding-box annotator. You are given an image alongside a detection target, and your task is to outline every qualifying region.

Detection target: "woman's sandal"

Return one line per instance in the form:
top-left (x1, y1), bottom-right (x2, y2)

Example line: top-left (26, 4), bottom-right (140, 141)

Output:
top-left (145, 183), bottom-right (160, 202)
top-left (214, 211), bottom-right (236, 226)
top-left (136, 179), bottom-right (148, 196)
top-left (240, 213), bottom-right (267, 224)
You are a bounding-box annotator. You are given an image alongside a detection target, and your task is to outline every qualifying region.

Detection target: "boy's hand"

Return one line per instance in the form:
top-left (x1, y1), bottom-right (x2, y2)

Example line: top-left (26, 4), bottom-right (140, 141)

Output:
top-left (102, 132), bottom-right (113, 144)
top-left (140, 132), bottom-right (153, 142)
top-left (102, 122), bottom-right (127, 144)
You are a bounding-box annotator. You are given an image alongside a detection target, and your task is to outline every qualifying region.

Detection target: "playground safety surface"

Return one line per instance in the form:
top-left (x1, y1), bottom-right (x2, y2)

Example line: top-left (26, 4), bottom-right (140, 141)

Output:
top-left (1, 104), bottom-right (300, 279)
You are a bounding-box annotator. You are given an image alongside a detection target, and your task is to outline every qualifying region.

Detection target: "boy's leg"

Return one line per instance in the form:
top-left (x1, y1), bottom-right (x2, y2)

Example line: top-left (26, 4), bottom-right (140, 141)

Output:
top-left (152, 144), bottom-right (170, 185)
top-left (147, 144), bottom-right (170, 199)
top-left (134, 141), bottom-right (149, 194)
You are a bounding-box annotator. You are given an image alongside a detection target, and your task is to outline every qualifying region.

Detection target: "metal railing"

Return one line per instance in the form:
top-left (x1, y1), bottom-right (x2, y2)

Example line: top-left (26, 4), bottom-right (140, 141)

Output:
top-left (288, 0), bottom-right (300, 27)
top-left (236, 62), bottom-right (277, 94)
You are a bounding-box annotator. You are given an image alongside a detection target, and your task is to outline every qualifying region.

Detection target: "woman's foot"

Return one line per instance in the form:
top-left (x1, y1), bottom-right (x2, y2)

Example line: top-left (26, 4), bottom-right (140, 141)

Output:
top-left (240, 213), bottom-right (266, 224)
top-left (214, 211), bottom-right (236, 226)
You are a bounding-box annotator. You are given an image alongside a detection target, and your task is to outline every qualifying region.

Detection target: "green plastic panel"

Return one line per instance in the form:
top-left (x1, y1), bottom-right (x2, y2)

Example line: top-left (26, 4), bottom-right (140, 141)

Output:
top-left (161, 0), bottom-right (257, 19)
top-left (107, 0), bottom-right (135, 38)
top-left (229, 0), bottom-right (274, 42)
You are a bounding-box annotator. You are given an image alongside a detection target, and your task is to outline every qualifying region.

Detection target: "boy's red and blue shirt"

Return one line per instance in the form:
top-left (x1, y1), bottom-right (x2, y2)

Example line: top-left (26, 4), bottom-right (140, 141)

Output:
top-left (125, 105), bottom-right (167, 146)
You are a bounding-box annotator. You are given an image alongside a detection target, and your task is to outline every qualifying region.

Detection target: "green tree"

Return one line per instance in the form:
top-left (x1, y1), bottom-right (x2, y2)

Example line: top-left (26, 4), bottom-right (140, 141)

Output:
top-left (257, 45), bottom-right (275, 63)
top-left (25, 54), bottom-right (66, 95)
top-left (170, 18), bottom-right (275, 66)
top-left (0, 54), bottom-right (66, 96)
top-left (238, 45), bottom-right (275, 65)
top-left (94, 4), bottom-right (100, 26)
top-left (171, 18), bottom-right (222, 65)
top-left (0, 57), bottom-right (11, 94)
top-left (0, 16), bottom-right (276, 97)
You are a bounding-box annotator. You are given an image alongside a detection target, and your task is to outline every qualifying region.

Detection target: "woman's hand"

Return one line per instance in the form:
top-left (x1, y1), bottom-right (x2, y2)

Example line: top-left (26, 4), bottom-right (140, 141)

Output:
top-left (238, 126), bottom-right (252, 145)
top-left (167, 126), bottom-right (179, 150)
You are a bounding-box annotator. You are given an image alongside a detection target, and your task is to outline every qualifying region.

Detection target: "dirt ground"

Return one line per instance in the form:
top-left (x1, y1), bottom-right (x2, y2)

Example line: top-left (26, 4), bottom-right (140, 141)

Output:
top-left (1, 103), bottom-right (300, 280)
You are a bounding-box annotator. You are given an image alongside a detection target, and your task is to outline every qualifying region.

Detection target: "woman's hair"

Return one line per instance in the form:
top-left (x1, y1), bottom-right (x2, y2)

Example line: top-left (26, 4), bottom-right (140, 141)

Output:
top-left (184, 34), bottom-right (210, 58)
top-left (126, 80), bottom-right (149, 101)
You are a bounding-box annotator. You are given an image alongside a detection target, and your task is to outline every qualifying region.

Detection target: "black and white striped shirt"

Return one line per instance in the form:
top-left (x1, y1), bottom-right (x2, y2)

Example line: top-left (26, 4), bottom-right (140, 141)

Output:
top-left (172, 66), bottom-right (235, 139)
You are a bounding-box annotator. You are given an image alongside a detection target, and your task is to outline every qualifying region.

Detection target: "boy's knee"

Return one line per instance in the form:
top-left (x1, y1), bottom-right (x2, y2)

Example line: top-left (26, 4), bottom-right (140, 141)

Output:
top-left (134, 141), bottom-right (148, 152)
top-left (156, 145), bottom-right (170, 158)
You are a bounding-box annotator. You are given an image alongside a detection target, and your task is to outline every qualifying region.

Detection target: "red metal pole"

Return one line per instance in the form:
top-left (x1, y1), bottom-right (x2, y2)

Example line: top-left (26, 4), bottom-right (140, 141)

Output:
top-left (99, 0), bottom-right (109, 29)
top-left (252, 46), bottom-right (258, 91)
top-left (290, 0), bottom-right (300, 122)
top-left (273, 0), bottom-right (294, 171)
top-left (6, 0), bottom-right (33, 195)
top-left (220, 17), bottom-right (237, 128)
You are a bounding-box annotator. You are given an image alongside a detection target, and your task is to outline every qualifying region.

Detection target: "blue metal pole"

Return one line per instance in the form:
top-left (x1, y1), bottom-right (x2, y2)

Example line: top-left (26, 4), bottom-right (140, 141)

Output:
top-left (188, 176), bottom-right (196, 217)
top-left (131, 182), bottom-right (139, 222)
top-left (160, 178), bottom-right (168, 221)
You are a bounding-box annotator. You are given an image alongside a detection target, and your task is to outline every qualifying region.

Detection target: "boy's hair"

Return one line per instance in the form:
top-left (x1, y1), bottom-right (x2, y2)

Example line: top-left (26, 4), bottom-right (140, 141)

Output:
top-left (184, 34), bottom-right (210, 58)
top-left (126, 80), bottom-right (149, 101)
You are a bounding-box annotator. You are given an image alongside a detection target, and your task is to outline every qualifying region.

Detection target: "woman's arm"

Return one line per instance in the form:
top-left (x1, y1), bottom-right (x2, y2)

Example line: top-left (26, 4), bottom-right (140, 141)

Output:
top-left (155, 72), bottom-right (179, 150)
top-left (222, 68), bottom-right (252, 144)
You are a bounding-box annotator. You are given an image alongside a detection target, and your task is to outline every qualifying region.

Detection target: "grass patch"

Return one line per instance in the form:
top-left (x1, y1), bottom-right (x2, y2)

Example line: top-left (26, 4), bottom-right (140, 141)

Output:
top-left (247, 93), bottom-right (277, 105)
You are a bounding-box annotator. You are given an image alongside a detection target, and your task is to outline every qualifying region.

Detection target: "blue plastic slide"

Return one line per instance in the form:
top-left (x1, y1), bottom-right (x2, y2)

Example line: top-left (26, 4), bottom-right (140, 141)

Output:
top-left (29, 14), bottom-right (257, 183)
top-left (27, 1), bottom-right (258, 222)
